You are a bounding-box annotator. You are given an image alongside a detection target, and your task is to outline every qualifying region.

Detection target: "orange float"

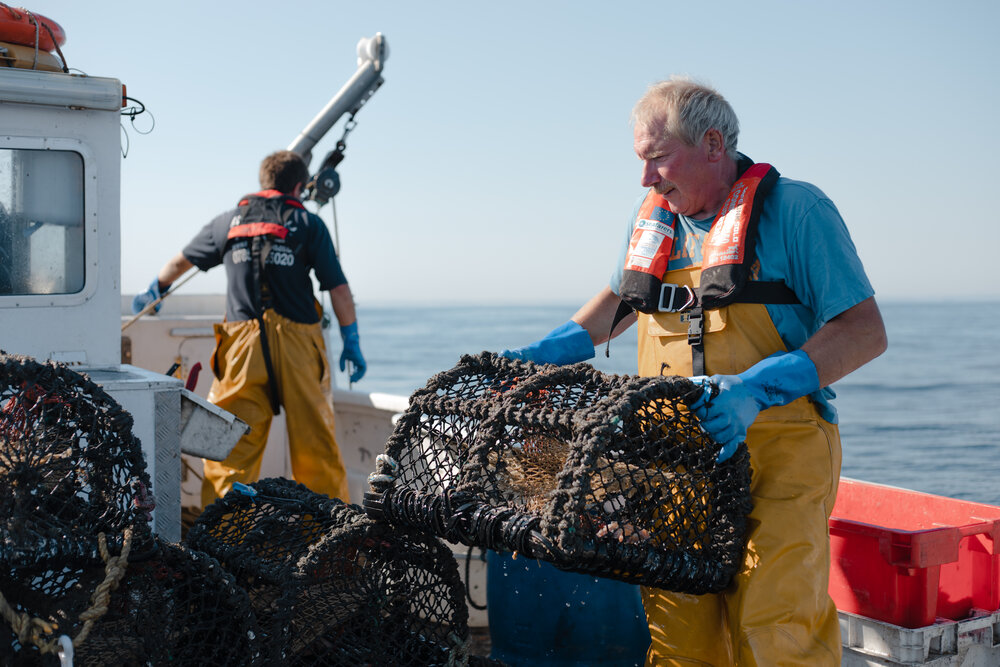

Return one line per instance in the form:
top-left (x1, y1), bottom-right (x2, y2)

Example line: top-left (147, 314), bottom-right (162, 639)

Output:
top-left (0, 4), bottom-right (66, 52)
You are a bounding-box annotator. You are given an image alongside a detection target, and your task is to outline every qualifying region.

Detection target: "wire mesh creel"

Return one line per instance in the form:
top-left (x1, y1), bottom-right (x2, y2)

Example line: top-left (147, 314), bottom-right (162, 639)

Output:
top-left (0, 353), bottom-right (261, 665)
top-left (1, 538), bottom-right (262, 666)
top-left (0, 351), bottom-right (155, 567)
top-left (364, 353), bottom-right (754, 595)
top-left (186, 477), bottom-right (480, 667)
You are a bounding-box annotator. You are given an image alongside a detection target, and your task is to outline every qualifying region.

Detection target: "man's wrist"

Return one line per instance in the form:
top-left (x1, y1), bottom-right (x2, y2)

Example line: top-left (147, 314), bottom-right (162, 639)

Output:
top-left (739, 350), bottom-right (819, 408)
top-left (340, 321), bottom-right (359, 340)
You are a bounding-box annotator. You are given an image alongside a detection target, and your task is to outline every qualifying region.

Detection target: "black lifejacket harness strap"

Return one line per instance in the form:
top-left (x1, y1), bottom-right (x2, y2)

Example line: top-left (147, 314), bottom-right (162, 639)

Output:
top-left (607, 157), bottom-right (799, 375)
top-left (228, 191), bottom-right (303, 415)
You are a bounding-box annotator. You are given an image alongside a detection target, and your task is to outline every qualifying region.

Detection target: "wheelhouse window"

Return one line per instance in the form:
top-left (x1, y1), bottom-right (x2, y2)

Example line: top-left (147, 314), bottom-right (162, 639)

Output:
top-left (0, 148), bottom-right (85, 295)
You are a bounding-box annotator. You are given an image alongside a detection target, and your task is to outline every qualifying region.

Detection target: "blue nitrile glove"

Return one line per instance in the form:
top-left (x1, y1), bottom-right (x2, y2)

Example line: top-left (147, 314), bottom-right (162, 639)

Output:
top-left (498, 320), bottom-right (596, 366)
top-left (131, 277), bottom-right (169, 314)
top-left (689, 350), bottom-right (820, 462)
top-left (339, 322), bottom-right (367, 383)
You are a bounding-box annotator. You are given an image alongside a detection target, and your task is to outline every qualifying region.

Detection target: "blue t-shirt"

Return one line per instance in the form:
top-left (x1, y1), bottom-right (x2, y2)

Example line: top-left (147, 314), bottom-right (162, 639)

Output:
top-left (610, 177), bottom-right (875, 423)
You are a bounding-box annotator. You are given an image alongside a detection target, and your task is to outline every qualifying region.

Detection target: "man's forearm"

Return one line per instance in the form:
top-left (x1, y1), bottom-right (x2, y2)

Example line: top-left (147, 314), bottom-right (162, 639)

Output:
top-left (801, 296), bottom-right (888, 388)
top-left (571, 286), bottom-right (636, 345)
top-left (328, 283), bottom-right (357, 326)
top-left (158, 253), bottom-right (194, 288)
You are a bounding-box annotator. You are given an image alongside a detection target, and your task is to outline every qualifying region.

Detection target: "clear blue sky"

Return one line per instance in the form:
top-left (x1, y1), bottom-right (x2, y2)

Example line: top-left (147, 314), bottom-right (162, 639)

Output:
top-left (35, 0), bottom-right (1000, 305)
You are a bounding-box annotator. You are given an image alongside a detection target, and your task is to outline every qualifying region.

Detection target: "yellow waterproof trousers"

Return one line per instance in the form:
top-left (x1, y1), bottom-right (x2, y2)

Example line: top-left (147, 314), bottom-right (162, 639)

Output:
top-left (201, 309), bottom-right (350, 507)
top-left (637, 265), bottom-right (842, 666)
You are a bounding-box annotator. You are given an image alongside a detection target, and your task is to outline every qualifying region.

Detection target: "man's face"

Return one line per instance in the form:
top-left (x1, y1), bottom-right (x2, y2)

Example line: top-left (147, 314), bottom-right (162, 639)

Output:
top-left (633, 119), bottom-right (717, 219)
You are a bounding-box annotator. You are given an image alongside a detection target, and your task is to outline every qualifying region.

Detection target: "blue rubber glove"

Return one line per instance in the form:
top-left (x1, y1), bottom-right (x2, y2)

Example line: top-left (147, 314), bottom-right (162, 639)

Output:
top-left (499, 320), bottom-right (596, 366)
top-left (689, 350), bottom-right (820, 462)
top-left (131, 277), bottom-right (169, 314)
top-left (339, 322), bottom-right (367, 383)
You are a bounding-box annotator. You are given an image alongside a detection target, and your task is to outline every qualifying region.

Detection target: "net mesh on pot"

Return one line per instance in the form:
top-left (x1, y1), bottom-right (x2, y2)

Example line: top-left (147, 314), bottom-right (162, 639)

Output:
top-left (186, 477), bottom-right (477, 666)
top-left (0, 352), bottom-right (155, 568)
top-left (365, 353), bottom-right (753, 594)
top-left (0, 353), bottom-right (261, 665)
top-left (1, 537), bottom-right (261, 666)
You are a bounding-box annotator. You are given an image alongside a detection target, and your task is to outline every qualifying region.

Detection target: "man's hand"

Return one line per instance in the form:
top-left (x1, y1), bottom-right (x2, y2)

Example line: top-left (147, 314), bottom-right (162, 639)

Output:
top-left (688, 375), bottom-right (762, 463)
top-left (499, 320), bottom-right (596, 366)
top-left (131, 277), bottom-right (170, 315)
top-left (339, 322), bottom-right (367, 383)
top-left (689, 350), bottom-right (820, 462)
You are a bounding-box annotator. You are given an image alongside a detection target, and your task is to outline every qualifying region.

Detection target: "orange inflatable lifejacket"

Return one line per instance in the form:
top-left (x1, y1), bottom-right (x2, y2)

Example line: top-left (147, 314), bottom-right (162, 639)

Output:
top-left (0, 4), bottom-right (66, 52)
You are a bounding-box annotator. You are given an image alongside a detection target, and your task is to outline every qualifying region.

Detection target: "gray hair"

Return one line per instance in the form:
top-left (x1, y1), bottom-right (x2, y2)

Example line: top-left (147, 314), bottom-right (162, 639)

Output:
top-left (631, 76), bottom-right (740, 159)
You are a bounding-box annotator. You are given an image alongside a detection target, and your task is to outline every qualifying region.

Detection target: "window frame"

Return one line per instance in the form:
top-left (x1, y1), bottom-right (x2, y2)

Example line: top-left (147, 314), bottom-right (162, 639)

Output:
top-left (0, 137), bottom-right (98, 307)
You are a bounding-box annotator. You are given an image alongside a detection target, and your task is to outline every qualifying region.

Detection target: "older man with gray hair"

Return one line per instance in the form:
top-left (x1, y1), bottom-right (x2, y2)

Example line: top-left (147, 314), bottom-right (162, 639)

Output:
top-left (501, 76), bottom-right (887, 665)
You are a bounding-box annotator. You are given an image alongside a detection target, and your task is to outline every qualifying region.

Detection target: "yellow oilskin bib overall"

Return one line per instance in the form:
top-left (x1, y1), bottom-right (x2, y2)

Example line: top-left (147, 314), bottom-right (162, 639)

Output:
top-left (201, 309), bottom-right (350, 507)
top-left (637, 264), bottom-right (842, 666)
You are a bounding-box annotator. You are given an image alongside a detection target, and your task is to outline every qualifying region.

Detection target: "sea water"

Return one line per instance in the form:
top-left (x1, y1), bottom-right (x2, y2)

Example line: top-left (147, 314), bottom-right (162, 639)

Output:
top-left (354, 300), bottom-right (1000, 506)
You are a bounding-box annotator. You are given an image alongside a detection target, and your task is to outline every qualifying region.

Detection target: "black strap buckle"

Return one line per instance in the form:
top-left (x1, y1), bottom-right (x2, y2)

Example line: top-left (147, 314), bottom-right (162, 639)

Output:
top-left (687, 311), bottom-right (704, 346)
top-left (658, 283), bottom-right (696, 313)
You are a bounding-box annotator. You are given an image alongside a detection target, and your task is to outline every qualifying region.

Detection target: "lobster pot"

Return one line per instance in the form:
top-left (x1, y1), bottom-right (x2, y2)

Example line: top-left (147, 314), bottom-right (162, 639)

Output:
top-left (364, 354), bottom-right (632, 546)
top-left (365, 353), bottom-right (753, 594)
top-left (1, 538), bottom-right (261, 666)
top-left (0, 352), bottom-right (154, 568)
top-left (186, 478), bottom-right (476, 667)
top-left (368, 351), bottom-right (557, 499)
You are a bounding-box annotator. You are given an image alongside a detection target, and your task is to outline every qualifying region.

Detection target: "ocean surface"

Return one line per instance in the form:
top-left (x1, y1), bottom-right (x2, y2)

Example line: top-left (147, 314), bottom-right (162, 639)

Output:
top-left (354, 300), bottom-right (1000, 506)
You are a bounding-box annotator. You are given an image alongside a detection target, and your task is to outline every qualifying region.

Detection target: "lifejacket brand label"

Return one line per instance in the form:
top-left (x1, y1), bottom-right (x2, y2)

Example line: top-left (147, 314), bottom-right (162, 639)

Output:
top-left (625, 213), bottom-right (675, 275)
top-left (630, 220), bottom-right (674, 267)
top-left (638, 218), bottom-right (673, 237)
top-left (704, 180), bottom-right (751, 267)
top-left (627, 253), bottom-right (654, 270)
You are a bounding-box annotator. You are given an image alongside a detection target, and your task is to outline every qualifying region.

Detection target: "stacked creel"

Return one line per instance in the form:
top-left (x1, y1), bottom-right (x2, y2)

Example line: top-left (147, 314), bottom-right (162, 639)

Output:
top-left (0, 352), bottom-right (261, 666)
top-left (186, 477), bottom-right (489, 666)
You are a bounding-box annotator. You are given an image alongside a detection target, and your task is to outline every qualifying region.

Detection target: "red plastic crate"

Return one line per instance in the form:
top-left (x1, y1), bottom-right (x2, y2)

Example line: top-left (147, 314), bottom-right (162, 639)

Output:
top-left (829, 478), bottom-right (1000, 628)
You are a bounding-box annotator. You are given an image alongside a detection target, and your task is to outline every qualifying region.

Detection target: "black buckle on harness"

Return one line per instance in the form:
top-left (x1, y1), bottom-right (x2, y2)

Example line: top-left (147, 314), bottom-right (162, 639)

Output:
top-left (658, 283), bottom-right (696, 313)
top-left (687, 311), bottom-right (704, 346)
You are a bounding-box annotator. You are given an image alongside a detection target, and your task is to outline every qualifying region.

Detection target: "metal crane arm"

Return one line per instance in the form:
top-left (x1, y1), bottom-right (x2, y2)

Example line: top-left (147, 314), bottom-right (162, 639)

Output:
top-left (287, 33), bottom-right (388, 168)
